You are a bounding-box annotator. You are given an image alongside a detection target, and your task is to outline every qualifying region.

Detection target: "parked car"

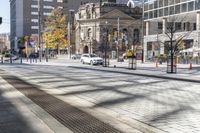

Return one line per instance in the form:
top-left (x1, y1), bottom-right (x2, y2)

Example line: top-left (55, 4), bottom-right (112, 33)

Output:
top-left (81, 54), bottom-right (103, 65)
top-left (71, 54), bottom-right (82, 60)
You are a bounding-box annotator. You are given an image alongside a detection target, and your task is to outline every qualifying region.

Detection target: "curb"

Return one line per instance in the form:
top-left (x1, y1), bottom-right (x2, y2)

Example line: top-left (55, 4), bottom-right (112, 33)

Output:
top-left (69, 66), bottom-right (200, 83)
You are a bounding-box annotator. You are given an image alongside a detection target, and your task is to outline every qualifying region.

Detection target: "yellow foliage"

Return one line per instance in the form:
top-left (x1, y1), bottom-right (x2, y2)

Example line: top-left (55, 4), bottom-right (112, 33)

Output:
top-left (43, 7), bottom-right (68, 49)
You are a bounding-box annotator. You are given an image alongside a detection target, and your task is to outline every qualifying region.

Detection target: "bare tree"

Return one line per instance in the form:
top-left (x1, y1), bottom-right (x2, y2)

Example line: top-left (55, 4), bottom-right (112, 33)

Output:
top-left (156, 16), bottom-right (192, 73)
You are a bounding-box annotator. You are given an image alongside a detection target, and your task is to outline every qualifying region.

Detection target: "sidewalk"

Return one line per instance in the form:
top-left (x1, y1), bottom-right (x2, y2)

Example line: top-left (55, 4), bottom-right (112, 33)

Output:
top-left (21, 57), bottom-right (200, 83)
top-left (0, 70), bottom-right (73, 133)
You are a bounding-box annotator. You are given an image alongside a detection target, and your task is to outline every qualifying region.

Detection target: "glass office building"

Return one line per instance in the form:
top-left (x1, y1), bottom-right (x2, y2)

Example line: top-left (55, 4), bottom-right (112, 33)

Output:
top-left (143, 0), bottom-right (200, 61)
top-left (144, 0), bottom-right (200, 20)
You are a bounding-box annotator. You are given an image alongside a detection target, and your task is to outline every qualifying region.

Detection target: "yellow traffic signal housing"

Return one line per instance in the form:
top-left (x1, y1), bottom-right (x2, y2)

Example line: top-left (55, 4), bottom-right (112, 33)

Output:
top-left (119, 43), bottom-right (123, 49)
top-left (176, 36), bottom-right (184, 45)
top-left (114, 31), bottom-right (117, 37)
top-left (121, 32), bottom-right (124, 38)
top-left (108, 34), bottom-right (111, 42)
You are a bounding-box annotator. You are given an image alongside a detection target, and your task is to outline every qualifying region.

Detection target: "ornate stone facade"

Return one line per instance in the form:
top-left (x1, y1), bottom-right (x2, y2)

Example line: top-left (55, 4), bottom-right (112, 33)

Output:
top-left (75, 2), bottom-right (142, 57)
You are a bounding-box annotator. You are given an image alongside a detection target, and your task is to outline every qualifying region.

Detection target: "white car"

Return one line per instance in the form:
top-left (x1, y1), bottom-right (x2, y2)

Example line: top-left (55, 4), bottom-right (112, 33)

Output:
top-left (81, 54), bottom-right (103, 65)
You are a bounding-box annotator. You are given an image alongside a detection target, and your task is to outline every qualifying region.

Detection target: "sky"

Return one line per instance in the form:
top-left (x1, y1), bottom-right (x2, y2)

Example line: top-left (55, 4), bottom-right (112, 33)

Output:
top-left (0, 0), bottom-right (10, 34)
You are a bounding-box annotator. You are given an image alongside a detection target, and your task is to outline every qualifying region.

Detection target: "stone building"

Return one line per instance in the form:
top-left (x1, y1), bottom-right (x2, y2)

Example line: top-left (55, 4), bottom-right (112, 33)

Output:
top-left (0, 33), bottom-right (10, 53)
top-left (74, 2), bottom-right (142, 58)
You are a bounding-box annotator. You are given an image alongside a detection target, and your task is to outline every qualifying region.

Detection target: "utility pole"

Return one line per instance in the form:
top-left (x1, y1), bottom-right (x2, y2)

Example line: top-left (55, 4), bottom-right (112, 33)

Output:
top-left (141, 0), bottom-right (144, 63)
top-left (68, 10), bottom-right (74, 59)
top-left (117, 17), bottom-right (120, 61)
top-left (38, 0), bottom-right (42, 62)
top-left (68, 15), bottom-right (71, 59)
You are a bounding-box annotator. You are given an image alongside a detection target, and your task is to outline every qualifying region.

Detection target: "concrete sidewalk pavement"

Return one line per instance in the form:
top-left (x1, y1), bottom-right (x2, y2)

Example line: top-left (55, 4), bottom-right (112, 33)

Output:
top-left (21, 57), bottom-right (200, 83)
top-left (0, 70), bottom-right (73, 133)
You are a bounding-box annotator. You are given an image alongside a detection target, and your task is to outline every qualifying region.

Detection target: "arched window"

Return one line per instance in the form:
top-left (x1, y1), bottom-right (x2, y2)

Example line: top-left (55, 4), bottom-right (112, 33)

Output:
top-left (87, 28), bottom-right (92, 38)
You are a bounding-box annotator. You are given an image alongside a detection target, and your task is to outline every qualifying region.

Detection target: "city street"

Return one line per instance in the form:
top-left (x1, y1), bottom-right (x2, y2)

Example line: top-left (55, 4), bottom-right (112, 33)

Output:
top-left (1, 59), bottom-right (200, 133)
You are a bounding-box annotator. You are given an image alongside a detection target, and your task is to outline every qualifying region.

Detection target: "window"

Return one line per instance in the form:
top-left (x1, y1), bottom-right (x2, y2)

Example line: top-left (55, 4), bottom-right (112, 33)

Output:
top-left (31, 12), bottom-right (38, 15)
top-left (159, 0), bottom-right (163, 7)
top-left (31, 26), bottom-right (39, 29)
top-left (31, 19), bottom-right (38, 23)
top-left (188, 2), bottom-right (194, 11)
top-left (144, 12), bottom-right (148, 19)
top-left (164, 0), bottom-right (168, 6)
top-left (175, 5), bottom-right (180, 14)
top-left (175, 0), bottom-right (180, 4)
top-left (149, 3), bottom-right (153, 10)
top-left (44, 0), bottom-right (53, 2)
top-left (193, 23), bottom-right (196, 30)
top-left (57, 0), bottom-right (63, 2)
top-left (144, 3), bottom-right (148, 11)
top-left (43, 12), bottom-right (51, 16)
top-left (181, 3), bottom-right (187, 12)
top-left (164, 7), bottom-right (168, 16)
top-left (154, 0), bottom-right (158, 9)
top-left (154, 10), bottom-right (158, 18)
top-left (169, 6), bottom-right (174, 15)
top-left (159, 9), bottom-right (163, 17)
top-left (158, 22), bottom-right (163, 30)
top-left (195, 0), bottom-right (200, 10)
top-left (31, 5), bottom-right (39, 8)
top-left (43, 5), bottom-right (54, 9)
top-left (175, 22), bottom-right (182, 30)
top-left (169, 0), bottom-right (174, 5)
top-left (149, 11), bottom-right (153, 19)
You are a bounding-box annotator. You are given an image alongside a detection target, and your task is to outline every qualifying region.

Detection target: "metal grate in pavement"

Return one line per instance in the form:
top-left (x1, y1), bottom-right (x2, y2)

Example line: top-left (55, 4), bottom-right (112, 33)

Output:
top-left (2, 75), bottom-right (123, 133)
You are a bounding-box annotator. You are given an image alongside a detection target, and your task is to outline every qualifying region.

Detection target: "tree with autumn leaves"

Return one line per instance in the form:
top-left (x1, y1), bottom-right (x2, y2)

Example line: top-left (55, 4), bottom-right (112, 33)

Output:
top-left (43, 7), bottom-right (68, 54)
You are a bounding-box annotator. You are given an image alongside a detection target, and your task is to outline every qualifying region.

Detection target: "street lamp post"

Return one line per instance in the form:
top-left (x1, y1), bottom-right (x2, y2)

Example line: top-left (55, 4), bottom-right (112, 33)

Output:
top-left (68, 9), bottom-right (75, 59)
top-left (38, 0), bottom-right (42, 62)
top-left (117, 17), bottom-right (120, 61)
top-left (45, 35), bottom-right (49, 62)
top-left (104, 21), bottom-right (109, 67)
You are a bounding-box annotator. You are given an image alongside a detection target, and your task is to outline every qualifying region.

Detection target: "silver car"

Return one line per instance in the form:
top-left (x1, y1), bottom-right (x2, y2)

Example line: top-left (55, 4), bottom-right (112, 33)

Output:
top-left (80, 54), bottom-right (103, 65)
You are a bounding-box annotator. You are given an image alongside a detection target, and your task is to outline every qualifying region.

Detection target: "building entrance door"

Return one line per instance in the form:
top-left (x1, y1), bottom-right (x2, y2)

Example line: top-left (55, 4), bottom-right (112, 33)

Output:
top-left (83, 46), bottom-right (89, 53)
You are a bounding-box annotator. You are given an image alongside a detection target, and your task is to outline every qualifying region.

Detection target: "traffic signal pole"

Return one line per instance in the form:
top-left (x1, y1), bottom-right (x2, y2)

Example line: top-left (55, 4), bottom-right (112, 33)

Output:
top-left (117, 17), bottom-right (120, 61)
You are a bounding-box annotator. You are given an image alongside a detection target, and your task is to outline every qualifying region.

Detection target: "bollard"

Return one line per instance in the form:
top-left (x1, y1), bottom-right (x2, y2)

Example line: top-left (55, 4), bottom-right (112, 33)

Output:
top-left (156, 59), bottom-right (158, 67)
top-left (20, 57), bottom-right (22, 64)
top-left (189, 63), bottom-right (192, 70)
top-left (1, 57), bottom-right (3, 64)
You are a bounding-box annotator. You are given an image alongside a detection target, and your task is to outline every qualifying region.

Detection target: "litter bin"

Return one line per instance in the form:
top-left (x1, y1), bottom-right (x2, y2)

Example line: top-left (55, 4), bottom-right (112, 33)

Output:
top-left (118, 56), bottom-right (124, 62)
top-left (129, 56), bottom-right (136, 70)
top-left (167, 57), bottom-right (177, 73)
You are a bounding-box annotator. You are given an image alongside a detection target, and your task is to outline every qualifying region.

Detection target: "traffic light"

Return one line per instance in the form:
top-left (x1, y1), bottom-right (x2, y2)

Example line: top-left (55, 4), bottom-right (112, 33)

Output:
top-left (119, 43), bottom-right (123, 49)
top-left (0, 17), bottom-right (2, 24)
top-left (121, 32), bottom-right (124, 39)
top-left (176, 36), bottom-right (184, 46)
top-left (114, 31), bottom-right (117, 37)
top-left (108, 34), bottom-right (111, 42)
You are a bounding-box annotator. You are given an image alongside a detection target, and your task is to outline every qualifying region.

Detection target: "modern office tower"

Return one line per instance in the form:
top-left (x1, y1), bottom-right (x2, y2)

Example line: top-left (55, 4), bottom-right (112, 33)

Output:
top-left (143, 0), bottom-right (200, 60)
top-left (10, 0), bottom-right (68, 50)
